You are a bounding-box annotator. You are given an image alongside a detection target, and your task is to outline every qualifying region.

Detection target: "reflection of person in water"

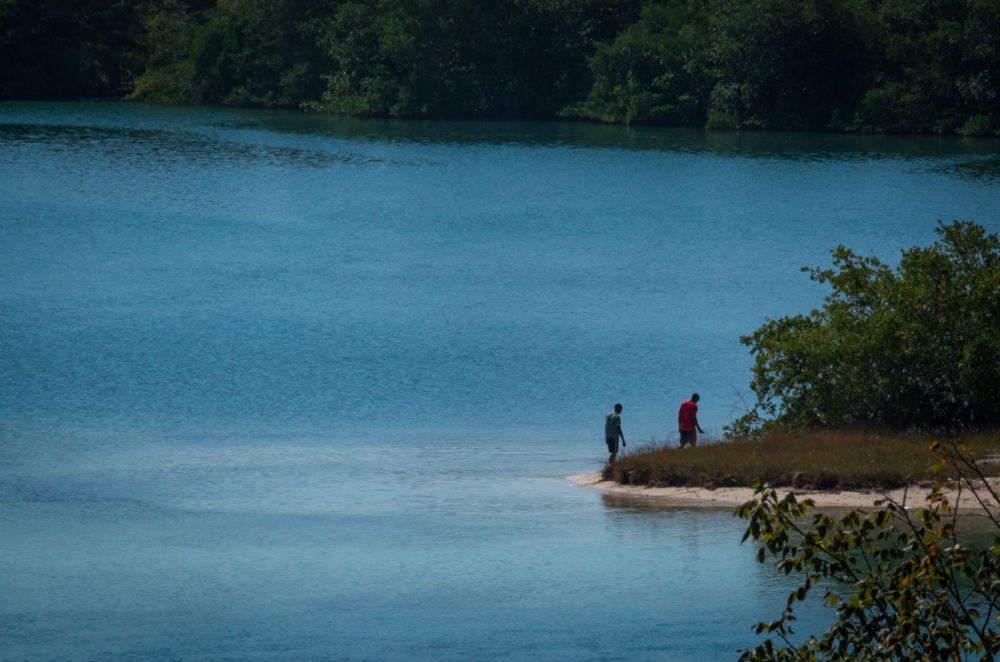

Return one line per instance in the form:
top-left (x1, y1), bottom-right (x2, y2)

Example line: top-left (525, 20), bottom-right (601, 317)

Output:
top-left (605, 403), bottom-right (626, 463)
top-left (678, 393), bottom-right (704, 448)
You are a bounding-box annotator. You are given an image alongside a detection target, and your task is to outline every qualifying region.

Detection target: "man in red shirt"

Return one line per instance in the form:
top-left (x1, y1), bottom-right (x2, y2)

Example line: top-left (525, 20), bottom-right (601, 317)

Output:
top-left (678, 393), bottom-right (704, 448)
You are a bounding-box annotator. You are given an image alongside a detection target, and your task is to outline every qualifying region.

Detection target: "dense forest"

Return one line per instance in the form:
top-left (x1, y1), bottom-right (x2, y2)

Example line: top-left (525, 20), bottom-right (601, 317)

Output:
top-left (1, 0), bottom-right (997, 134)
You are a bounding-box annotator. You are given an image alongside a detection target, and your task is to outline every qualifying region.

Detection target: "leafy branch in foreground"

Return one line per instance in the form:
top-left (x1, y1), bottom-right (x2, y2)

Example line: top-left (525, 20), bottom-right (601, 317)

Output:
top-left (736, 440), bottom-right (1000, 661)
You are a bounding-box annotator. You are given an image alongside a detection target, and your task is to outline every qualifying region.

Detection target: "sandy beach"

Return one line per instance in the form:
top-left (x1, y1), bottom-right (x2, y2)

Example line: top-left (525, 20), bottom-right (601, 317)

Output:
top-left (568, 472), bottom-right (1000, 511)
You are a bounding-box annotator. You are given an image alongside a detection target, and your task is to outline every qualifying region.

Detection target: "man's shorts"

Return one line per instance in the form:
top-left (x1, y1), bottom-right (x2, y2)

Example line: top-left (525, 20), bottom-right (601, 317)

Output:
top-left (606, 437), bottom-right (619, 453)
top-left (679, 430), bottom-right (696, 446)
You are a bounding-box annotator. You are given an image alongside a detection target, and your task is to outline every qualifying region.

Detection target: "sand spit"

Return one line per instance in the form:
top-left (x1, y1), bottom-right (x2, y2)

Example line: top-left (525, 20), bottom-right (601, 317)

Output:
top-left (568, 472), bottom-right (1000, 511)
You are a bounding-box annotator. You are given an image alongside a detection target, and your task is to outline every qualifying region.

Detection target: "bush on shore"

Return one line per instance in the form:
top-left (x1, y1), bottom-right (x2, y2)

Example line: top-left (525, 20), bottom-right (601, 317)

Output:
top-left (732, 221), bottom-right (1000, 436)
top-left (602, 429), bottom-right (1000, 491)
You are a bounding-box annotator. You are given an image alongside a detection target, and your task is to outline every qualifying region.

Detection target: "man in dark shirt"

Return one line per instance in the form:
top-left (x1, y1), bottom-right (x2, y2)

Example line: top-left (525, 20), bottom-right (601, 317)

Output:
top-left (605, 403), bottom-right (626, 463)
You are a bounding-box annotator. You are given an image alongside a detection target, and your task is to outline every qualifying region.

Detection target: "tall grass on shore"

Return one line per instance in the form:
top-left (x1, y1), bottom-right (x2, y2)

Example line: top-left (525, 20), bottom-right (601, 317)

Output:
top-left (602, 430), bottom-right (1000, 491)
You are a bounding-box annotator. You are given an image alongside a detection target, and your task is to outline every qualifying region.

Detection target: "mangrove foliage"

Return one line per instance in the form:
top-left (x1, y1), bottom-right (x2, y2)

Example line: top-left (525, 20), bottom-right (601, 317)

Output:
top-left (2, 0), bottom-right (999, 134)
top-left (732, 221), bottom-right (1000, 436)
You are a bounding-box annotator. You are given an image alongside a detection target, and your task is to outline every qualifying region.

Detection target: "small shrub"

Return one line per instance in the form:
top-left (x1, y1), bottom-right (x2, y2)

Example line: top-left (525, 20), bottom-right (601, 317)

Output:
top-left (705, 110), bottom-right (739, 130)
top-left (959, 114), bottom-right (995, 136)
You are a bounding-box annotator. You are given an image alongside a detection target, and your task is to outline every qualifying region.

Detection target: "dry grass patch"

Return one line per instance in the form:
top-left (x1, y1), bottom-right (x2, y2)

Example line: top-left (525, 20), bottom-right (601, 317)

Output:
top-left (602, 430), bottom-right (1000, 491)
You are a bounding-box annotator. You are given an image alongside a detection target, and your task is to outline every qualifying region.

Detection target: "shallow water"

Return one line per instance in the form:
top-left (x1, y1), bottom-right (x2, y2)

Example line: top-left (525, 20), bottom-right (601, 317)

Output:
top-left (2, 101), bottom-right (999, 660)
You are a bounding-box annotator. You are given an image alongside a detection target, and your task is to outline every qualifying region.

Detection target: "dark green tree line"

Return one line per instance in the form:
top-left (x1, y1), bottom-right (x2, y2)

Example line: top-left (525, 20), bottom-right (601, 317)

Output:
top-left (566, 0), bottom-right (710, 125)
top-left (704, 0), bottom-right (878, 131)
top-left (0, 0), bottom-right (150, 98)
top-left (304, 0), bottom-right (641, 118)
top-left (1, 0), bottom-right (998, 133)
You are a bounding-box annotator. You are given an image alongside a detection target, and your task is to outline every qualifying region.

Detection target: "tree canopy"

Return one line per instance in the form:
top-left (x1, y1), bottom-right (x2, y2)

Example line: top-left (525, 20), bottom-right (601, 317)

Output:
top-left (1, 0), bottom-right (999, 134)
top-left (733, 221), bottom-right (1000, 436)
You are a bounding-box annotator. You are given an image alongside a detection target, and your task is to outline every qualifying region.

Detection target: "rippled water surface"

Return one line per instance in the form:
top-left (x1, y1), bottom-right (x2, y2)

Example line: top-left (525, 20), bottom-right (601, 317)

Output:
top-left (2, 101), bottom-right (999, 660)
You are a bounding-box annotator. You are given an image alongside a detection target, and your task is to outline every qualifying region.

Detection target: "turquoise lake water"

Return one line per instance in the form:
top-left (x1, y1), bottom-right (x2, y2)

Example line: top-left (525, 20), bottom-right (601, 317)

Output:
top-left (2, 101), bottom-right (999, 660)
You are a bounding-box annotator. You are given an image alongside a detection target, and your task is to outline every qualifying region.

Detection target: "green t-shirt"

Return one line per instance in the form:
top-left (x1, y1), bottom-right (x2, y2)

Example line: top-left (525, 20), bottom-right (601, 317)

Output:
top-left (605, 411), bottom-right (621, 440)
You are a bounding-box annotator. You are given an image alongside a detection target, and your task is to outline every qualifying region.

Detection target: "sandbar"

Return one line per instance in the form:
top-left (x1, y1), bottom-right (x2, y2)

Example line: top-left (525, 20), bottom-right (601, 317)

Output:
top-left (568, 472), bottom-right (1000, 511)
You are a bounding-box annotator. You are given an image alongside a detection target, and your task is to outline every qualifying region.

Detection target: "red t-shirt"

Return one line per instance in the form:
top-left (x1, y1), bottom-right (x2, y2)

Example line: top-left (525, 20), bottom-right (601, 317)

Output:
top-left (678, 401), bottom-right (698, 431)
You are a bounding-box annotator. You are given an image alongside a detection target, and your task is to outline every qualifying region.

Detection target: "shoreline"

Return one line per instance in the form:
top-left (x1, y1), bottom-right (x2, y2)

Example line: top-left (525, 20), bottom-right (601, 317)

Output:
top-left (568, 472), bottom-right (999, 511)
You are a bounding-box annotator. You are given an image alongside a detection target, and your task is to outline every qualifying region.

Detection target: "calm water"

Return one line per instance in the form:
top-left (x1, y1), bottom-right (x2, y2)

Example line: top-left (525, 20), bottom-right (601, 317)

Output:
top-left (2, 101), bottom-right (999, 661)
